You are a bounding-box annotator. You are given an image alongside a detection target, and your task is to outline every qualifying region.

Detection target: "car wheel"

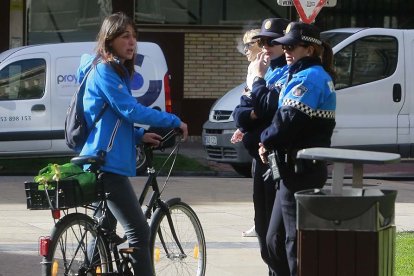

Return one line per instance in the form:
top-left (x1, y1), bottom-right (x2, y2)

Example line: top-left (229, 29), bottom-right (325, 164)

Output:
top-left (231, 163), bottom-right (252, 178)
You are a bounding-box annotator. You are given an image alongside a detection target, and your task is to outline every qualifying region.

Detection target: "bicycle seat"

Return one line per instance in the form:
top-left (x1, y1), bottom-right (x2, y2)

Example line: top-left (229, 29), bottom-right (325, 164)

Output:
top-left (71, 154), bottom-right (105, 167)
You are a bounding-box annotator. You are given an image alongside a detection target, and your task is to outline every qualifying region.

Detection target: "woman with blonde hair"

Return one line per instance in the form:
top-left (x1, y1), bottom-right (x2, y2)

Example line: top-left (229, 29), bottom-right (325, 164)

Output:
top-left (232, 28), bottom-right (262, 238)
top-left (243, 28), bottom-right (262, 90)
top-left (232, 18), bottom-right (290, 274)
top-left (231, 28), bottom-right (261, 145)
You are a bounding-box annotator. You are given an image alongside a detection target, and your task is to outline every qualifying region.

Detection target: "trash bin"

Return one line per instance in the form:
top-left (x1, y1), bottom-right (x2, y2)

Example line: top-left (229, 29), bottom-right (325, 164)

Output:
top-left (295, 187), bottom-right (397, 276)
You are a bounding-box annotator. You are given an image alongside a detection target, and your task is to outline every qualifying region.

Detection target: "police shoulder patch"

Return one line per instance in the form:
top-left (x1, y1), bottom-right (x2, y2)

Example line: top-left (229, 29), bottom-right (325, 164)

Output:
top-left (327, 80), bottom-right (335, 93)
top-left (292, 85), bottom-right (308, 97)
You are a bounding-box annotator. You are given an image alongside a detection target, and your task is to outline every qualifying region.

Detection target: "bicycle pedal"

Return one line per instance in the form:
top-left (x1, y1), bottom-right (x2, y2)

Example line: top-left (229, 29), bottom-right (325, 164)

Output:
top-left (112, 234), bottom-right (127, 245)
top-left (119, 247), bottom-right (137, 254)
top-left (103, 230), bottom-right (127, 246)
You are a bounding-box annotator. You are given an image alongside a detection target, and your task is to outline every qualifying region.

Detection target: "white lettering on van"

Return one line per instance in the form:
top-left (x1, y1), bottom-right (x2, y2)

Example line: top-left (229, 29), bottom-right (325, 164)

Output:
top-left (57, 74), bottom-right (77, 84)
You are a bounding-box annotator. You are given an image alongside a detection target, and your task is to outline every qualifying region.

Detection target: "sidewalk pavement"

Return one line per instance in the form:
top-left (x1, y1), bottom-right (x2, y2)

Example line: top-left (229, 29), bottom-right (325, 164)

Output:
top-left (0, 140), bottom-right (413, 275)
top-left (0, 175), bottom-right (413, 275)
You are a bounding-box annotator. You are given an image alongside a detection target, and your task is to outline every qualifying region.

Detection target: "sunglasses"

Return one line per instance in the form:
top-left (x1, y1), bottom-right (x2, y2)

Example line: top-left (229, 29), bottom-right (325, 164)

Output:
top-left (243, 41), bottom-right (257, 52)
top-left (282, 44), bottom-right (309, 51)
top-left (257, 37), bottom-right (274, 47)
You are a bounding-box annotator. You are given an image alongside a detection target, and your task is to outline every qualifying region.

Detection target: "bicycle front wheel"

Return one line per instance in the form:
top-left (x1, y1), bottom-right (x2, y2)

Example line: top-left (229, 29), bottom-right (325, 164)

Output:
top-left (150, 200), bottom-right (207, 276)
top-left (42, 213), bottom-right (111, 276)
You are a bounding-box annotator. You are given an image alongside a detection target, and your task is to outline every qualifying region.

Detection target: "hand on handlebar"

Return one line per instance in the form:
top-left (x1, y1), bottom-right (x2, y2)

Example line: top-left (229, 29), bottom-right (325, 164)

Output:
top-left (142, 132), bottom-right (163, 147)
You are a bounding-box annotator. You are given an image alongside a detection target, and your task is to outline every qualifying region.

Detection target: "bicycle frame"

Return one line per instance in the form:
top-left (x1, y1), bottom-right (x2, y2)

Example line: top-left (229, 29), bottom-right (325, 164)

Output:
top-left (138, 134), bottom-right (187, 258)
top-left (90, 128), bottom-right (187, 273)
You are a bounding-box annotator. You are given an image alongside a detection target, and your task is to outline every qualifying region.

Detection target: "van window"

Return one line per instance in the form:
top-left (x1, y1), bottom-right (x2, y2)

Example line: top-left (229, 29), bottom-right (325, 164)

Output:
top-left (334, 35), bottom-right (398, 90)
top-left (0, 59), bottom-right (46, 101)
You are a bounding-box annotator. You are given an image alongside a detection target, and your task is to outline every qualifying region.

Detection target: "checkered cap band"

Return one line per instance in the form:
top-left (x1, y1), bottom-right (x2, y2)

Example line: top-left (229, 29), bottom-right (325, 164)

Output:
top-left (301, 35), bottom-right (322, 45)
top-left (283, 98), bottom-right (335, 119)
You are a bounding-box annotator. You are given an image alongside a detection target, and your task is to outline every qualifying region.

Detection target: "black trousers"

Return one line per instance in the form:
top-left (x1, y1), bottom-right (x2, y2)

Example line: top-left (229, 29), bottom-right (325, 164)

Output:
top-left (252, 158), bottom-right (277, 275)
top-left (266, 163), bottom-right (327, 276)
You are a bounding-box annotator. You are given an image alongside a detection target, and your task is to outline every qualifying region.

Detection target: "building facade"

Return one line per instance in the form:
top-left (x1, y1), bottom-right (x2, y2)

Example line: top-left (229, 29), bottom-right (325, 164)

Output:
top-left (1, 0), bottom-right (414, 135)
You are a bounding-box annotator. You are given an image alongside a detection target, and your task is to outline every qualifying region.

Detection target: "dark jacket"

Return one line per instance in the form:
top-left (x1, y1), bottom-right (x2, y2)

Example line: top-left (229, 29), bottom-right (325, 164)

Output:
top-left (233, 56), bottom-right (287, 157)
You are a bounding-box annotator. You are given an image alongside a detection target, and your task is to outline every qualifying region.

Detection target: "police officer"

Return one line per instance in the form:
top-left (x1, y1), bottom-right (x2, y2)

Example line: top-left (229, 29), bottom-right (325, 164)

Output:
top-left (259, 22), bottom-right (336, 276)
top-left (233, 17), bottom-right (290, 275)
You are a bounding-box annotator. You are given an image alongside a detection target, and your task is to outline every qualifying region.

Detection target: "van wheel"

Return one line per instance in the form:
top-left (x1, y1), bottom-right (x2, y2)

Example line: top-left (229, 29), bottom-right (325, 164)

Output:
top-left (136, 145), bottom-right (147, 175)
top-left (231, 163), bottom-right (252, 178)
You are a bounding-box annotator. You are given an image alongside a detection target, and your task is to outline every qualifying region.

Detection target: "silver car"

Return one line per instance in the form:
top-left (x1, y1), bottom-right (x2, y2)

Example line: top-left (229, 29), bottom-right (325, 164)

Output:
top-left (202, 83), bottom-right (252, 177)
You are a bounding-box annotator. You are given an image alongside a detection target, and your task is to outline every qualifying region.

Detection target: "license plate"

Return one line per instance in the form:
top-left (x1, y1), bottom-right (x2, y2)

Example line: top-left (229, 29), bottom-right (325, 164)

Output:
top-left (204, 135), bottom-right (217, 146)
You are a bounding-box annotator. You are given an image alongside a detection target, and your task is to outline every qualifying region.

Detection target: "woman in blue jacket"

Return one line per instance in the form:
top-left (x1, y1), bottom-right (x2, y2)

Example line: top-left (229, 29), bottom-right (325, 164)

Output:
top-left (258, 22), bottom-right (336, 276)
top-left (77, 12), bottom-right (188, 275)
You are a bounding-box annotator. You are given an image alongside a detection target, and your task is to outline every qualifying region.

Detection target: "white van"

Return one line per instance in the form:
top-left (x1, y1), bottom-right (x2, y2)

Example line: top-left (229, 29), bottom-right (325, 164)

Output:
top-left (202, 27), bottom-right (414, 175)
top-left (325, 27), bottom-right (413, 157)
top-left (0, 42), bottom-right (171, 158)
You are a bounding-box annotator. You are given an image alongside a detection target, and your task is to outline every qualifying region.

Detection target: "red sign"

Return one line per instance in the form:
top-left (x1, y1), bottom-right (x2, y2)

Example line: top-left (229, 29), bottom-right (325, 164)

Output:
top-left (293, 0), bottom-right (327, 24)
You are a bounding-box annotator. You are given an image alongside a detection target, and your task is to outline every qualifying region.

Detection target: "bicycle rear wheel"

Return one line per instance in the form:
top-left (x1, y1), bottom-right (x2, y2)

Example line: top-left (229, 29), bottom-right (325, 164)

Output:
top-left (42, 213), bottom-right (111, 276)
top-left (150, 200), bottom-right (207, 276)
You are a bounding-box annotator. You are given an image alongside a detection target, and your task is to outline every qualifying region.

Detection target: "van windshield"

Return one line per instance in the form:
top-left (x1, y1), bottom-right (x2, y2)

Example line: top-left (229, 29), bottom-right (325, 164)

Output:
top-left (321, 32), bottom-right (353, 47)
top-left (0, 47), bottom-right (25, 64)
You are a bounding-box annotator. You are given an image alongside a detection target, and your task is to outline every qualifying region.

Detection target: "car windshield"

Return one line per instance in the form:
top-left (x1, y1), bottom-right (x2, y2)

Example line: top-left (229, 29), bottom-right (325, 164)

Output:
top-left (321, 32), bottom-right (353, 47)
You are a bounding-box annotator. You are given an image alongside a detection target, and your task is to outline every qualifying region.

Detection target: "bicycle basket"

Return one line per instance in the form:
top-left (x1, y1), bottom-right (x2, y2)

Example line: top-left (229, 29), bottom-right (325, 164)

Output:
top-left (25, 163), bottom-right (98, 210)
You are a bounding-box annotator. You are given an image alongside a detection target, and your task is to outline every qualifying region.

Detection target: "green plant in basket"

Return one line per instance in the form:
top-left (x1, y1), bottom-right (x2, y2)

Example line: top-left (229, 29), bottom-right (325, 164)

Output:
top-left (33, 163), bottom-right (97, 206)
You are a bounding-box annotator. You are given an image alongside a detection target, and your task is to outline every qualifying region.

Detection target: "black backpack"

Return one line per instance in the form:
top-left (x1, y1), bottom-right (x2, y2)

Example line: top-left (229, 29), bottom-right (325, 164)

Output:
top-left (64, 68), bottom-right (108, 152)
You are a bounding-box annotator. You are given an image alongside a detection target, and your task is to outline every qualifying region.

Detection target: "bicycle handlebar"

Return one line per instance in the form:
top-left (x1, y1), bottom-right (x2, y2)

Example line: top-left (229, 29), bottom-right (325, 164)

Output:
top-left (70, 128), bottom-right (182, 172)
top-left (148, 128), bottom-right (182, 151)
top-left (163, 127), bottom-right (182, 142)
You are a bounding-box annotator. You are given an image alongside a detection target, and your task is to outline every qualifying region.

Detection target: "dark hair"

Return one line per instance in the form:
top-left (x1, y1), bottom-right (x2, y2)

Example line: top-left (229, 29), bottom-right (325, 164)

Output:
top-left (309, 41), bottom-right (336, 83)
top-left (95, 12), bottom-right (136, 78)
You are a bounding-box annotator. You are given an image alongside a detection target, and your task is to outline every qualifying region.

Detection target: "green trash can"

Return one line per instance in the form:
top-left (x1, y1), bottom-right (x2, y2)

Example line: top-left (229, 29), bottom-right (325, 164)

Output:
top-left (295, 188), bottom-right (397, 276)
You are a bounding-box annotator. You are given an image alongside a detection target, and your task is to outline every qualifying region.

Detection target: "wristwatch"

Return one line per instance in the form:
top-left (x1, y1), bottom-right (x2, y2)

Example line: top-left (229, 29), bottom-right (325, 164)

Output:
top-left (253, 76), bottom-right (264, 83)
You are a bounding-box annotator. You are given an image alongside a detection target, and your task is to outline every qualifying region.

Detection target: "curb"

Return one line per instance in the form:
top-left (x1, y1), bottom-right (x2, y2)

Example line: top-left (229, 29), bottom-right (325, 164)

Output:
top-left (0, 170), bottom-right (242, 178)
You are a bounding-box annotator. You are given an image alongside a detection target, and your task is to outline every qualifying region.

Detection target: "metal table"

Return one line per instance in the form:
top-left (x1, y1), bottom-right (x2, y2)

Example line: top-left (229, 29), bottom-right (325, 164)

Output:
top-left (296, 147), bottom-right (401, 194)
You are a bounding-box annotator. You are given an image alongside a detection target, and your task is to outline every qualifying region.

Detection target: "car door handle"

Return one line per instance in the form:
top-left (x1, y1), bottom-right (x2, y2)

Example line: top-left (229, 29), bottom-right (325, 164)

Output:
top-left (393, 83), bottom-right (401, 102)
top-left (31, 104), bottom-right (46, 111)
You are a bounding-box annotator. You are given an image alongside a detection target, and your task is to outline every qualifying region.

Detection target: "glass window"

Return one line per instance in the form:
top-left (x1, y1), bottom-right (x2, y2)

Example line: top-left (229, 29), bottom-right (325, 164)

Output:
top-left (136, 0), bottom-right (200, 24)
top-left (334, 36), bottom-right (398, 90)
top-left (26, 0), bottom-right (289, 44)
top-left (0, 59), bottom-right (46, 101)
top-left (27, 0), bottom-right (111, 44)
top-left (135, 0), bottom-right (287, 25)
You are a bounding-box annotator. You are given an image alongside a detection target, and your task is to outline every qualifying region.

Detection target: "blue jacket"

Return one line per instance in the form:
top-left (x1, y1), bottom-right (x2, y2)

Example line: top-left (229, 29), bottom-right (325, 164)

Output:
top-left (77, 54), bottom-right (181, 176)
top-left (261, 57), bottom-right (336, 151)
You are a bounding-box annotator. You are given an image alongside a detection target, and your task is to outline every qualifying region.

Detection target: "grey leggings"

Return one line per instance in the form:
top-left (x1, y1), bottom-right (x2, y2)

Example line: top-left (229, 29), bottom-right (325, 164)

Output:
top-left (99, 172), bottom-right (154, 276)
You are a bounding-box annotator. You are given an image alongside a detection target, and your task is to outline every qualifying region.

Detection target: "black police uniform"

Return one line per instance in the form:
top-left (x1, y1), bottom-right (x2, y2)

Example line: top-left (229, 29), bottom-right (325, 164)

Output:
top-left (260, 22), bottom-right (337, 276)
top-left (234, 57), bottom-right (286, 276)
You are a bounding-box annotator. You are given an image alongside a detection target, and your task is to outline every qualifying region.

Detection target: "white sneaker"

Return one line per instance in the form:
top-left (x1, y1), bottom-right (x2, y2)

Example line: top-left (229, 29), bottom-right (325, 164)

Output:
top-left (242, 225), bottom-right (257, 237)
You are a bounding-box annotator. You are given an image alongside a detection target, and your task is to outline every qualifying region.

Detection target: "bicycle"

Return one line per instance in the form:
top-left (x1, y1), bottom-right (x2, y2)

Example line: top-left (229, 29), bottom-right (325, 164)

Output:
top-left (25, 129), bottom-right (207, 276)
